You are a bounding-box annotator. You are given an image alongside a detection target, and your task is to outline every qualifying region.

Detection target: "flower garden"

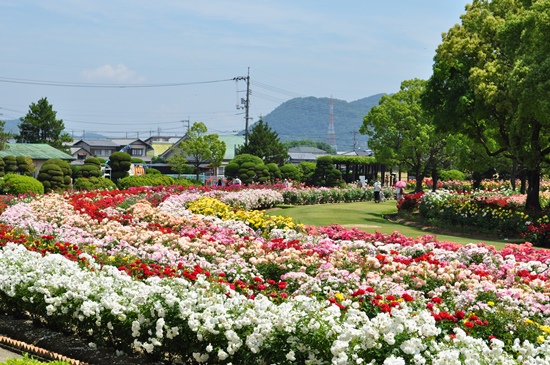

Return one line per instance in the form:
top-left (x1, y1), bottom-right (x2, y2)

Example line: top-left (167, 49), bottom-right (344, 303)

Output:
top-left (1, 184), bottom-right (550, 364)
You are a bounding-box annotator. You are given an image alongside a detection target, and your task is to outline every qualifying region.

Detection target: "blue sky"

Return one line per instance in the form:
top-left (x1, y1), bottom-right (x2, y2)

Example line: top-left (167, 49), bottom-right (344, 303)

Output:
top-left (0, 1), bottom-right (468, 138)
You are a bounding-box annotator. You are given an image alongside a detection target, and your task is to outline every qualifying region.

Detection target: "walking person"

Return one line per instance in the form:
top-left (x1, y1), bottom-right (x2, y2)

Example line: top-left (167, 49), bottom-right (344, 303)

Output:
top-left (373, 180), bottom-right (382, 203)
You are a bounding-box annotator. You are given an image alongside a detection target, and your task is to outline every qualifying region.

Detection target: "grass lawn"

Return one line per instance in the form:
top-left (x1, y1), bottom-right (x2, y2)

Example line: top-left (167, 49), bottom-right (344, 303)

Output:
top-left (268, 200), bottom-right (522, 249)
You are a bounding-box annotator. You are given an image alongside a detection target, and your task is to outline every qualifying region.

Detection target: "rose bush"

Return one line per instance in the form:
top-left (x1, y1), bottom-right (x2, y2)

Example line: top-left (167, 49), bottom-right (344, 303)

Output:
top-left (0, 186), bottom-right (549, 363)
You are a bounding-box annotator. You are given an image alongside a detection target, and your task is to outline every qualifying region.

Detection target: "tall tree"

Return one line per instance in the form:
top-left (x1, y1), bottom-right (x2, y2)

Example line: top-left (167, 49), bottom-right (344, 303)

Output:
top-left (360, 79), bottom-right (448, 192)
top-left (0, 121), bottom-right (10, 151)
top-left (422, 0), bottom-right (550, 212)
top-left (168, 122), bottom-right (226, 182)
top-left (236, 119), bottom-right (288, 165)
top-left (17, 97), bottom-right (72, 151)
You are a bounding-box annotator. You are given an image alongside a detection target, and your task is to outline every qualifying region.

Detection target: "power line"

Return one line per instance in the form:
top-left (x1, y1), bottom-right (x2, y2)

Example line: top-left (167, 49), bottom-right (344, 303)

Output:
top-left (0, 76), bottom-right (233, 88)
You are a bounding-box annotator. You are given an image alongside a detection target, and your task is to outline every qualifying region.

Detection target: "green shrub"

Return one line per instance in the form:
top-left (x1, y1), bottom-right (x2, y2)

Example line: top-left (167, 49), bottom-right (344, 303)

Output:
top-left (37, 159), bottom-right (72, 193)
top-left (172, 177), bottom-right (202, 187)
top-left (117, 175), bottom-right (176, 189)
top-left (16, 156), bottom-right (35, 176)
top-left (439, 169), bottom-right (466, 181)
top-left (146, 168), bottom-right (161, 175)
top-left (0, 173), bottom-right (44, 195)
top-left (3, 155), bottom-right (17, 174)
top-left (73, 177), bottom-right (117, 191)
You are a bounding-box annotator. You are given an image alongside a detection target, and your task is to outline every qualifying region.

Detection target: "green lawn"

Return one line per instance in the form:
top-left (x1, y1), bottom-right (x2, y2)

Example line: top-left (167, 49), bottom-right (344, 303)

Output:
top-left (268, 200), bottom-right (518, 249)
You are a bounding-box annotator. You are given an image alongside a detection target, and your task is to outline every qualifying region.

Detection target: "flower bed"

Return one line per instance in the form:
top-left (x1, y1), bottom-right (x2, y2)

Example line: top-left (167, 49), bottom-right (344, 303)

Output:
top-left (1, 186), bottom-right (550, 364)
top-left (411, 190), bottom-right (530, 238)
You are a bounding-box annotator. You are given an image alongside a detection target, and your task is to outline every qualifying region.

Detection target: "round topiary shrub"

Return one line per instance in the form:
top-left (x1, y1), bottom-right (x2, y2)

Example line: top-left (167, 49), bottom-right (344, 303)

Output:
top-left (0, 173), bottom-right (44, 195)
top-left (37, 159), bottom-right (72, 193)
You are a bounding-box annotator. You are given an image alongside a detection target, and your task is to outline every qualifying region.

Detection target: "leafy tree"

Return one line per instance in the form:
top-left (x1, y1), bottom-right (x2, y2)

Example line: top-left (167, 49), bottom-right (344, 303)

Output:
top-left (0, 121), bottom-right (10, 151)
top-left (283, 139), bottom-right (336, 155)
top-left (422, 0), bottom-right (550, 211)
top-left (313, 156), bottom-right (343, 187)
top-left (17, 97), bottom-right (72, 151)
top-left (168, 122), bottom-right (226, 181)
top-left (236, 119), bottom-right (288, 165)
top-left (0, 158), bottom-right (5, 177)
top-left (360, 79), bottom-right (448, 192)
top-left (108, 152), bottom-right (132, 183)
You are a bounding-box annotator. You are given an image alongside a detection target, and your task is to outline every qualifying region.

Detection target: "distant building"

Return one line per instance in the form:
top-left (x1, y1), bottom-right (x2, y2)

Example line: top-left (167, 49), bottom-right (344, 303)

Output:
top-left (71, 139), bottom-right (154, 164)
top-left (288, 146), bottom-right (327, 164)
top-left (0, 143), bottom-right (75, 177)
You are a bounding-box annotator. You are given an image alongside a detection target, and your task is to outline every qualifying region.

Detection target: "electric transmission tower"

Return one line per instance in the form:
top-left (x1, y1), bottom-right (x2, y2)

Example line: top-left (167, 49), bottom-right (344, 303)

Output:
top-left (326, 96), bottom-right (337, 152)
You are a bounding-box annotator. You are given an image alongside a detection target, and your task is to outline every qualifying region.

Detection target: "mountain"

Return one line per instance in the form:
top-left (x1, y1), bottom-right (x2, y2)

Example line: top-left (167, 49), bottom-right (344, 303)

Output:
top-left (260, 94), bottom-right (384, 152)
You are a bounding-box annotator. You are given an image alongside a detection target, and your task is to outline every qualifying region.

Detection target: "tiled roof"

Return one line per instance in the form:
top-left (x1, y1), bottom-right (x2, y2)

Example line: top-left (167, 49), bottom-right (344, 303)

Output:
top-left (0, 143), bottom-right (75, 160)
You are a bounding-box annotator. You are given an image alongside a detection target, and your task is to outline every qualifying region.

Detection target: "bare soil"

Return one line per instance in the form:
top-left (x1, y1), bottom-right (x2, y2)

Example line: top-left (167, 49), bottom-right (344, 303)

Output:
top-left (0, 312), bottom-right (165, 365)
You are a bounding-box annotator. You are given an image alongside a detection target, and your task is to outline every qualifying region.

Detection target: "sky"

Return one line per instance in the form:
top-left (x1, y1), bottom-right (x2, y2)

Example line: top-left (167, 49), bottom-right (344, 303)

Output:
top-left (0, 0), bottom-right (468, 139)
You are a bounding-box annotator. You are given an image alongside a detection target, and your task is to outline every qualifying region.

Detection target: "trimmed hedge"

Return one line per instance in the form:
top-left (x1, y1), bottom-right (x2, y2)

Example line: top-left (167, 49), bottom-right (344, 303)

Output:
top-left (73, 177), bottom-right (117, 191)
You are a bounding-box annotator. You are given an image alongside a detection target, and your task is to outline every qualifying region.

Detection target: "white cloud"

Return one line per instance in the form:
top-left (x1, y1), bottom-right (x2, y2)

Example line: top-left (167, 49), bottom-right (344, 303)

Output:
top-left (82, 64), bottom-right (145, 83)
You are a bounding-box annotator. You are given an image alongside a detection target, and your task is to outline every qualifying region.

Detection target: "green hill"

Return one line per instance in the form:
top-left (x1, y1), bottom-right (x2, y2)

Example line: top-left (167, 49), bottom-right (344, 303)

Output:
top-left (261, 94), bottom-right (384, 152)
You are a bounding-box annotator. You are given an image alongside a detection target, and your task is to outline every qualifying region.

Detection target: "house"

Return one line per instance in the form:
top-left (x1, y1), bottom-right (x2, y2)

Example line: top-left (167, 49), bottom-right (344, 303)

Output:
top-left (287, 146), bottom-right (328, 164)
top-left (71, 139), bottom-right (154, 164)
top-left (0, 143), bottom-right (75, 177)
top-left (158, 134), bottom-right (245, 179)
top-left (143, 136), bottom-right (182, 160)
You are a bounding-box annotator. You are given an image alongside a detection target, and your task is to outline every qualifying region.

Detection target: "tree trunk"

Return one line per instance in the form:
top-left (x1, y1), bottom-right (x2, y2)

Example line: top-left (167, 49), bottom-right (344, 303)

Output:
top-left (510, 159), bottom-right (517, 191)
top-left (525, 169), bottom-right (541, 213)
top-left (431, 167), bottom-right (438, 192)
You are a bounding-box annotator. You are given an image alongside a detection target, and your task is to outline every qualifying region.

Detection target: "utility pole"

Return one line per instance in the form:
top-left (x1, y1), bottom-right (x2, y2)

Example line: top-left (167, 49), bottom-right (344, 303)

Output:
top-left (233, 67), bottom-right (251, 146)
top-left (181, 119), bottom-right (190, 135)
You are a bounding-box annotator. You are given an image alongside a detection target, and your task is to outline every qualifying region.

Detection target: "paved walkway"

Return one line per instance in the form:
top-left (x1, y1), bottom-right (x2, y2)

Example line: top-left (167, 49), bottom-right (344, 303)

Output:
top-left (0, 346), bottom-right (21, 362)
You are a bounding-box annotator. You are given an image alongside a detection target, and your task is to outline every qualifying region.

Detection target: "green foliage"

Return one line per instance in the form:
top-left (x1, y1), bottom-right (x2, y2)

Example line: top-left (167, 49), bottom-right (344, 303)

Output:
top-left (108, 151), bottom-right (132, 183)
top-left (168, 122), bottom-right (226, 181)
top-left (3, 156), bottom-right (17, 174)
top-left (297, 161), bottom-right (316, 185)
top-left (280, 164), bottom-right (302, 182)
top-left (73, 177), bottom-right (117, 191)
top-left (146, 167), bottom-right (161, 175)
top-left (0, 158), bottom-right (5, 177)
top-left (422, 0), bottom-right (550, 211)
top-left (75, 157), bottom-right (102, 179)
top-left (0, 120), bottom-right (10, 151)
top-left (16, 97), bottom-right (72, 152)
top-left (0, 173), bottom-right (44, 195)
top-left (313, 156), bottom-right (343, 187)
top-left (266, 163), bottom-right (282, 182)
top-left (131, 157), bottom-right (145, 164)
top-left (172, 177), bottom-right (203, 187)
top-left (225, 154), bottom-right (269, 184)
top-left (117, 175), bottom-right (176, 189)
top-left (361, 78), bottom-right (449, 192)
top-left (37, 158), bottom-right (72, 193)
top-left (439, 169), bottom-right (466, 181)
top-left (236, 119), bottom-right (288, 165)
